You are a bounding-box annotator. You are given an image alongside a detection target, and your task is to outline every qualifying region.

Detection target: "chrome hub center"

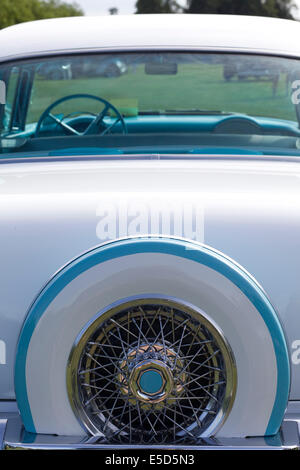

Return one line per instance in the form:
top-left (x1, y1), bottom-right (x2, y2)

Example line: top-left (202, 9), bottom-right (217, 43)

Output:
top-left (130, 359), bottom-right (173, 403)
top-left (139, 369), bottom-right (163, 394)
top-left (117, 343), bottom-right (186, 405)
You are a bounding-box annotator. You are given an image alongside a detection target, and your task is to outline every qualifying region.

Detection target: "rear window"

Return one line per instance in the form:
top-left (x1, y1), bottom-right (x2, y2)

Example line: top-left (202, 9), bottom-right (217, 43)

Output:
top-left (1, 52), bottom-right (300, 156)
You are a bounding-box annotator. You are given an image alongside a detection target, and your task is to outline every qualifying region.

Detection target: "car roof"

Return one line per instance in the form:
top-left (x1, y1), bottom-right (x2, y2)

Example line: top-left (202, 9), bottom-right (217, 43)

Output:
top-left (1, 14), bottom-right (300, 62)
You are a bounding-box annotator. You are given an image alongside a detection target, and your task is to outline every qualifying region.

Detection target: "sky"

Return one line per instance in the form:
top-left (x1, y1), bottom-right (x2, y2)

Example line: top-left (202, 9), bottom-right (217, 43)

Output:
top-left (67, 0), bottom-right (300, 17)
top-left (70, 0), bottom-right (152, 15)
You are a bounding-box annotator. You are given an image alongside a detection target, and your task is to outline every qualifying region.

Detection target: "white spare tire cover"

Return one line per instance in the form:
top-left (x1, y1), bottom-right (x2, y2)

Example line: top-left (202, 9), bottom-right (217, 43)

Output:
top-left (15, 237), bottom-right (290, 439)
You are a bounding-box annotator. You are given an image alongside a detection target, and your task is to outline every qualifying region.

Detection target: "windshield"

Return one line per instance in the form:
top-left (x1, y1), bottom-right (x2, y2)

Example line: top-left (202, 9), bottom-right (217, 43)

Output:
top-left (1, 52), bottom-right (300, 157)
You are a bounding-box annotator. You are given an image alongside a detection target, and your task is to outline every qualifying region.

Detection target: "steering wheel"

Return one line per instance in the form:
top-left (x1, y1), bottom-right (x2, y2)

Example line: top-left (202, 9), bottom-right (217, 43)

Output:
top-left (34, 93), bottom-right (127, 137)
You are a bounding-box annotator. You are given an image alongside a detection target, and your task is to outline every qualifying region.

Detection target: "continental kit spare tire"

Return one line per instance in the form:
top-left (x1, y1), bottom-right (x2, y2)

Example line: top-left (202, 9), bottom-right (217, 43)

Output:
top-left (15, 237), bottom-right (290, 442)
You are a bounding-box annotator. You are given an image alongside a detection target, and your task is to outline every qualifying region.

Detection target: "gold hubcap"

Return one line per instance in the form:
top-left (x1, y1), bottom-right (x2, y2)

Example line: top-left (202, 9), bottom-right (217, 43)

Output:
top-left (118, 344), bottom-right (186, 405)
top-left (130, 359), bottom-right (173, 403)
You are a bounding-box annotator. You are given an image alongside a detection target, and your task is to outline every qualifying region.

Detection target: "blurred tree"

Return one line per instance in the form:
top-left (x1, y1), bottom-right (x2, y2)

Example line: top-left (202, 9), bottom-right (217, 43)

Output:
top-left (108, 8), bottom-right (118, 15)
top-left (135, 0), bottom-right (182, 13)
top-left (273, 0), bottom-right (295, 18)
top-left (0, 0), bottom-right (83, 29)
top-left (185, 0), bottom-right (295, 19)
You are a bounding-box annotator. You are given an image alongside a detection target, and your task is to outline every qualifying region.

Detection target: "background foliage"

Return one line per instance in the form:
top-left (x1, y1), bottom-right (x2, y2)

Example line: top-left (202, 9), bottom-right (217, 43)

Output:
top-left (135, 0), bottom-right (296, 18)
top-left (135, 0), bottom-right (181, 13)
top-left (0, 0), bottom-right (83, 29)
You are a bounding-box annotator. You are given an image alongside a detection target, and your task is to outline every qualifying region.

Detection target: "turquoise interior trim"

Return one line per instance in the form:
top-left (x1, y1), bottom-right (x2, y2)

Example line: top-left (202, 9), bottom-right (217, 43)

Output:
top-left (48, 148), bottom-right (124, 156)
top-left (15, 237), bottom-right (290, 436)
top-left (188, 148), bottom-right (263, 155)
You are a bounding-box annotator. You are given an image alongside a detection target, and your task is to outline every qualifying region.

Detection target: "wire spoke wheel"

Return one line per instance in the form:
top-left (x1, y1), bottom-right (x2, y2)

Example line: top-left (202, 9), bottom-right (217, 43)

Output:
top-left (67, 297), bottom-right (237, 444)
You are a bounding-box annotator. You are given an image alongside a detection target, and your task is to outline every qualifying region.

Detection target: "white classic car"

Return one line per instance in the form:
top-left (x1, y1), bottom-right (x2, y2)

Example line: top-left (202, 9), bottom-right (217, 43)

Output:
top-left (1, 13), bottom-right (300, 451)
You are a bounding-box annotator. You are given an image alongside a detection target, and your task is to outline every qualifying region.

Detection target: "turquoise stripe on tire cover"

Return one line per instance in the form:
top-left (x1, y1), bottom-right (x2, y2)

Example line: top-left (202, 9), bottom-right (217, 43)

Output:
top-left (15, 237), bottom-right (290, 436)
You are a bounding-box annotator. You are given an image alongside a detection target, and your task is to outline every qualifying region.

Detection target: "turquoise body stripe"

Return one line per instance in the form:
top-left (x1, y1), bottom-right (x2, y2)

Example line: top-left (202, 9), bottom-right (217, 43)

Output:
top-left (15, 238), bottom-right (290, 436)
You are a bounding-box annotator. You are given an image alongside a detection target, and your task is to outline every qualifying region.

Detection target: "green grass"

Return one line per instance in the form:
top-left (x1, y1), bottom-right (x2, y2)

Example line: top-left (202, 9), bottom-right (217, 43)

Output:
top-left (27, 63), bottom-right (297, 124)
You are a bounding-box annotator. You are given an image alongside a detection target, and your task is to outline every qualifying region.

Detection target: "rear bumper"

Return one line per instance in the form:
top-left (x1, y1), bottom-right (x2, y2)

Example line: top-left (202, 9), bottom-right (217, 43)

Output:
top-left (1, 408), bottom-right (300, 450)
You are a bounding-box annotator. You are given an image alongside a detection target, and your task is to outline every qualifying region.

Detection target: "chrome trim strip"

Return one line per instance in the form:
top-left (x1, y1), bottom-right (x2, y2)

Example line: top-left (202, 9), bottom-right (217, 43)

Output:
top-left (2, 154), bottom-right (300, 166)
top-left (0, 401), bottom-right (19, 413)
top-left (0, 420), bottom-right (7, 451)
top-left (2, 415), bottom-right (300, 450)
top-left (2, 46), bottom-right (300, 65)
top-left (280, 420), bottom-right (300, 450)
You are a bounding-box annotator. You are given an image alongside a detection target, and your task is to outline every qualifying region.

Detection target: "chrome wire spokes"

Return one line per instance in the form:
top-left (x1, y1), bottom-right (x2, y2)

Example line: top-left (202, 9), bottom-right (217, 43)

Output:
top-left (67, 298), bottom-right (237, 444)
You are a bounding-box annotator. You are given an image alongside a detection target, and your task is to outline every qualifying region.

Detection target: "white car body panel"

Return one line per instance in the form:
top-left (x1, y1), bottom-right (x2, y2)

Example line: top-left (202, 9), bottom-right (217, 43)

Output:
top-left (0, 156), bottom-right (299, 398)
